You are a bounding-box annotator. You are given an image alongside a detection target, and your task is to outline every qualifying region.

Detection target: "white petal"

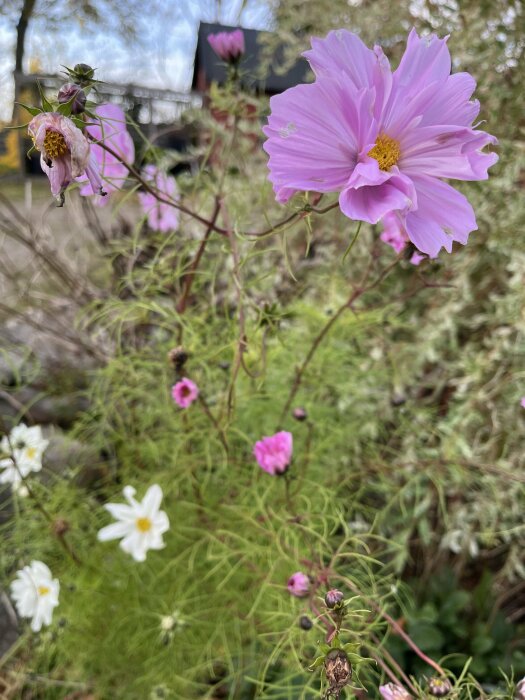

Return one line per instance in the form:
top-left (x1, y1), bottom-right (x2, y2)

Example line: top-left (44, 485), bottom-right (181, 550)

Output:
top-left (98, 521), bottom-right (133, 542)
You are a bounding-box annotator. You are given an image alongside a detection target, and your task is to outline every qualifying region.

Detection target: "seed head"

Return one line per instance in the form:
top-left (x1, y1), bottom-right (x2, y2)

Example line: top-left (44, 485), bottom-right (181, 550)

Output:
top-left (324, 649), bottom-right (351, 698)
top-left (167, 346), bottom-right (188, 371)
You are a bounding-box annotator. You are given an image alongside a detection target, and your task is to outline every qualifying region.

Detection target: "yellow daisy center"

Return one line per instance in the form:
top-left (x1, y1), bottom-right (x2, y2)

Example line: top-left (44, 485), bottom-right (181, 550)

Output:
top-left (37, 586), bottom-right (50, 596)
top-left (43, 130), bottom-right (69, 159)
top-left (136, 517), bottom-right (152, 533)
top-left (368, 134), bottom-right (401, 171)
top-left (25, 447), bottom-right (37, 460)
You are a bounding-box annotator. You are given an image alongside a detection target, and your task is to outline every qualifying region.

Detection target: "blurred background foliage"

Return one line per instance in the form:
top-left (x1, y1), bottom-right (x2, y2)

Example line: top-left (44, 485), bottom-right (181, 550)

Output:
top-left (0, 0), bottom-right (524, 698)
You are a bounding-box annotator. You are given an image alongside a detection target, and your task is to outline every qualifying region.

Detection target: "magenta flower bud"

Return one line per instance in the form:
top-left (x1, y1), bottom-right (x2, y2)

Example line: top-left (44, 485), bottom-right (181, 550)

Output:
top-left (208, 29), bottom-right (245, 63)
top-left (379, 683), bottom-right (412, 700)
top-left (292, 407), bottom-right (307, 422)
top-left (325, 589), bottom-right (344, 609)
top-left (428, 678), bottom-right (452, 697)
top-left (57, 83), bottom-right (86, 114)
top-left (287, 571), bottom-right (309, 597)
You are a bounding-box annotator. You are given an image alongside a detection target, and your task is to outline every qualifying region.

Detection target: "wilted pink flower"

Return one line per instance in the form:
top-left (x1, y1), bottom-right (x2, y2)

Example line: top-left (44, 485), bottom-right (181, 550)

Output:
top-left (380, 211), bottom-right (427, 265)
top-left (379, 683), bottom-right (412, 700)
top-left (263, 29), bottom-right (498, 257)
top-left (79, 103), bottom-right (134, 206)
top-left (171, 378), bottom-right (199, 408)
top-left (287, 571), bottom-right (310, 597)
top-left (28, 112), bottom-right (104, 205)
top-left (208, 29), bottom-right (245, 63)
top-left (138, 165), bottom-right (179, 232)
top-left (253, 431), bottom-right (293, 475)
top-left (515, 676), bottom-right (525, 700)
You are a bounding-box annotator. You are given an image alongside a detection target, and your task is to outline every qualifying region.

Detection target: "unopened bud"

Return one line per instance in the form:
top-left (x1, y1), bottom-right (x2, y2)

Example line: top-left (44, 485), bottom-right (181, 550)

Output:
top-left (324, 649), bottom-right (351, 697)
top-left (325, 589), bottom-right (344, 609)
top-left (73, 63), bottom-right (95, 84)
top-left (299, 615), bottom-right (312, 630)
top-left (292, 407), bottom-right (307, 422)
top-left (167, 346), bottom-right (188, 371)
top-left (57, 83), bottom-right (86, 114)
top-left (428, 678), bottom-right (452, 697)
top-left (53, 518), bottom-right (70, 536)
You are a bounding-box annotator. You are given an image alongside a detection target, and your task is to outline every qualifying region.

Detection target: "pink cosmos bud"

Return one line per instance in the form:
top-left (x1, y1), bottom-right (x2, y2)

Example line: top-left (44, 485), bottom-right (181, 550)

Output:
top-left (57, 83), bottom-right (86, 114)
top-left (515, 678), bottom-right (525, 700)
top-left (171, 378), bottom-right (199, 409)
top-left (208, 29), bottom-right (245, 63)
top-left (325, 589), bottom-right (344, 609)
top-left (292, 407), bottom-right (307, 422)
top-left (379, 683), bottom-right (412, 700)
top-left (253, 431), bottom-right (293, 476)
top-left (287, 571), bottom-right (310, 597)
top-left (428, 678), bottom-right (452, 697)
top-left (167, 346), bottom-right (188, 371)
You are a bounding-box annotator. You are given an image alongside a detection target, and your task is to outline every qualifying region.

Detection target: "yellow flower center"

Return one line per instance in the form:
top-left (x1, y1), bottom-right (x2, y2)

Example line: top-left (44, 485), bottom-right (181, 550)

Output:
top-left (25, 447), bottom-right (36, 460)
top-left (136, 517), bottom-right (152, 533)
top-left (37, 586), bottom-right (50, 596)
top-left (368, 134), bottom-right (401, 171)
top-left (43, 130), bottom-right (69, 159)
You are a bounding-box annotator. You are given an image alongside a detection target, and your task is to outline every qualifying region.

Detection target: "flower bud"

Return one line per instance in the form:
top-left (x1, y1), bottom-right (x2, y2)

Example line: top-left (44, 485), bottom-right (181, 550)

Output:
top-left (299, 615), bottom-right (312, 630)
top-left (324, 649), bottom-right (352, 697)
top-left (292, 407), bottom-right (307, 422)
top-left (167, 346), bottom-right (188, 371)
top-left (516, 678), bottom-right (525, 700)
top-left (52, 518), bottom-right (70, 536)
top-left (325, 589), bottom-right (344, 609)
top-left (73, 63), bottom-right (95, 84)
top-left (57, 83), bottom-right (86, 114)
top-left (428, 678), bottom-right (452, 697)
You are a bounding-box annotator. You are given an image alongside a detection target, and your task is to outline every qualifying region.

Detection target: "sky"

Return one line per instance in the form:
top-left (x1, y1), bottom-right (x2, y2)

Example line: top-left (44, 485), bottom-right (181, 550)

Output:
top-left (0, 0), bottom-right (272, 121)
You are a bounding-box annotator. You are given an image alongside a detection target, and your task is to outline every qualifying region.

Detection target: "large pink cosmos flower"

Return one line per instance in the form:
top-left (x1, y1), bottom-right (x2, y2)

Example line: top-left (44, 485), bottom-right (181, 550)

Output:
top-left (263, 29), bottom-right (498, 257)
top-left (28, 112), bottom-right (104, 205)
top-left (79, 103), bottom-right (134, 206)
top-left (138, 165), bottom-right (179, 233)
top-left (253, 431), bottom-right (293, 475)
top-left (208, 29), bottom-right (245, 63)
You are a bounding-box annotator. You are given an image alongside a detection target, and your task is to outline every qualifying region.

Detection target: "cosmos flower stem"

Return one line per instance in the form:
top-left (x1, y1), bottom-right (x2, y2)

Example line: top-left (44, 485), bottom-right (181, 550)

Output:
top-left (370, 632), bottom-right (418, 694)
top-left (176, 197), bottom-right (222, 318)
top-left (337, 575), bottom-right (446, 677)
top-left (196, 393), bottom-right (229, 454)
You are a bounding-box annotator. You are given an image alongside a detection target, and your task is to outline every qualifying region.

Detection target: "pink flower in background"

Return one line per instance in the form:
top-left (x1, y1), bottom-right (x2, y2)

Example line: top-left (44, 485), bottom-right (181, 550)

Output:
top-left (28, 112), bottom-right (104, 205)
top-left (79, 103), bottom-right (134, 205)
top-left (253, 431), bottom-right (293, 475)
top-left (171, 378), bottom-right (199, 408)
top-left (263, 28), bottom-right (498, 257)
top-left (208, 29), bottom-right (245, 62)
top-left (379, 683), bottom-right (412, 700)
top-left (380, 211), bottom-right (427, 265)
top-left (521, 397), bottom-right (525, 409)
top-left (138, 165), bottom-right (179, 232)
top-left (287, 571), bottom-right (310, 597)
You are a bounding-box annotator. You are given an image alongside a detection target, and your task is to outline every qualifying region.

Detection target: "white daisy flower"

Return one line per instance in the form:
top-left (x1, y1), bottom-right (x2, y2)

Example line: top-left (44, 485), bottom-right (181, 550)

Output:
top-left (97, 484), bottom-right (170, 562)
top-left (0, 424), bottom-right (49, 488)
top-left (10, 560), bottom-right (60, 632)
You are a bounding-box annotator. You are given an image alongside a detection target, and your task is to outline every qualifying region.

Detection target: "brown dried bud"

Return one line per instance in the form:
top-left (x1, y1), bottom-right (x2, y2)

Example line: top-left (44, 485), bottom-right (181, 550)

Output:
top-left (292, 407), bottom-right (308, 422)
top-left (428, 678), bottom-right (452, 697)
top-left (167, 346), bottom-right (188, 371)
top-left (53, 518), bottom-right (70, 536)
top-left (324, 649), bottom-right (351, 698)
top-left (299, 615), bottom-right (312, 630)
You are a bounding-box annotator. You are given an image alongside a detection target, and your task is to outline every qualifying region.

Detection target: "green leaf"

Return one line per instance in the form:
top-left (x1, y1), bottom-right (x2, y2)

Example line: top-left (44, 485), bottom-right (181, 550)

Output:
top-left (15, 101), bottom-right (42, 116)
top-left (36, 80), bottom-right (54, 112)
top-left (408, 621), bottom-right (445, 652)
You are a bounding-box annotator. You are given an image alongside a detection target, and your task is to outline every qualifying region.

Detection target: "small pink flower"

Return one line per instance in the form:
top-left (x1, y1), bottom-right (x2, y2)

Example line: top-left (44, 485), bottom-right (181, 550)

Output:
top-left (28, 112), bottom-right (105, 205)
top-left (520, 397), bottom-right (525, 409)
top-left (171, 378), bottom-right (199, 409)
top-left (208, 29), bottom-right (245, 63)
top-left (379, 683), bottom-right (412, 700)
top-left (380, 211), bottom-right (427, 265)
top-left (253, 431), bottom-right (293, 475)
top-left (287, 571), bottom-right (310, 597)
top-left (138, 165), bottom-right (179, 232)
top-left (79, 103), bottom-right (135, 206)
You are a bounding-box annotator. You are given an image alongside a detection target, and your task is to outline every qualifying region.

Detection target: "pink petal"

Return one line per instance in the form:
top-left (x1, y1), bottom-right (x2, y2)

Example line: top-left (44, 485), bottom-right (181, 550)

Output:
top-left (339, 172), bottom-right (416, 224)
top-left (405, 175), bottom-right (477, 256)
